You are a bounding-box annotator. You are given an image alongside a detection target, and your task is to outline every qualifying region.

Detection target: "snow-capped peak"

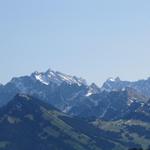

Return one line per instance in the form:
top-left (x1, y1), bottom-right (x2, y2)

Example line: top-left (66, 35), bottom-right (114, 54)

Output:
top-left (86, 83), bottom-right (100, 96)
top-left (107, 77), bottom-right (121, 82)
top-left (31, 69), bottom-right (87, 86)
top-left (101, 77), bottom-right (122, 92)
top-left (107, 77), bottom-right (115, 82)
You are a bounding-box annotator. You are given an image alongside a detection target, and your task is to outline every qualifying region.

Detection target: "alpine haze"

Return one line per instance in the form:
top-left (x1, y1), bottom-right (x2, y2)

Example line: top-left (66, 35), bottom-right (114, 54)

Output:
top-left (0, 0), bottom-right (150, 149)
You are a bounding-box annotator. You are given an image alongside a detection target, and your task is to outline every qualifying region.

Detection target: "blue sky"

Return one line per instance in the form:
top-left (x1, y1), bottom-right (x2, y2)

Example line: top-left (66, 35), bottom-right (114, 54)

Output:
top-left (0, 0), bottom-right (150, 85)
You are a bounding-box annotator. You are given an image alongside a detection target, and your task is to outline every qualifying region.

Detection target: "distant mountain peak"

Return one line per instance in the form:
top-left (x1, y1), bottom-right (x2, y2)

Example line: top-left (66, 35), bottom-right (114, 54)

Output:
top-left (31, 69), bottom-right (87, 86)
top-left (86, 83), bottom-right (100, 96)
top-left (101, 76), bottom-right (150, 97)
top-left (107, 77), bottom-right (121, 82)
top-left (89, 83), bottom-right (100, 90)
top-left (46, 68), bottom-right (53, 72)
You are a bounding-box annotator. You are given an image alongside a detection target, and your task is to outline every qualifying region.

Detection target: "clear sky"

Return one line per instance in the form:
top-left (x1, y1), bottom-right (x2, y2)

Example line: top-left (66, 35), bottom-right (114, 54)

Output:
top-left (0, 0), bottom-right (150, 85)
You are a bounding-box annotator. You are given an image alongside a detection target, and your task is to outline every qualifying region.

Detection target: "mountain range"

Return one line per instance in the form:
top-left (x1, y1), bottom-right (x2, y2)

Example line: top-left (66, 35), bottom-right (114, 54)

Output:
top-left (101, 77), bottom-right (150, 97)
top-left (0, 69), bottom-right (149, 119)
top-left (0, 69), bottom-right (150, 150)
